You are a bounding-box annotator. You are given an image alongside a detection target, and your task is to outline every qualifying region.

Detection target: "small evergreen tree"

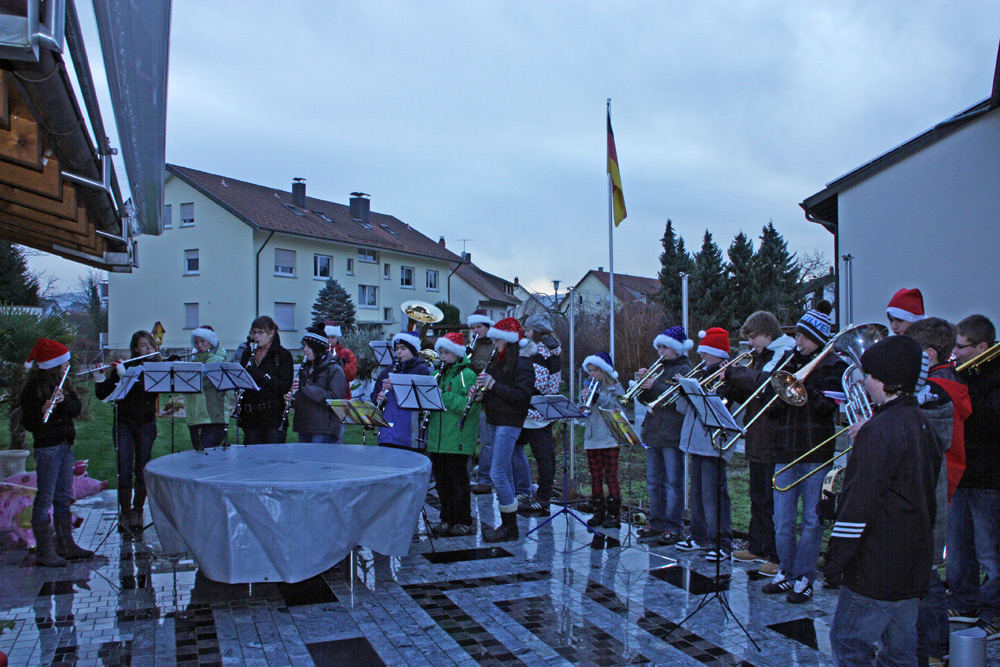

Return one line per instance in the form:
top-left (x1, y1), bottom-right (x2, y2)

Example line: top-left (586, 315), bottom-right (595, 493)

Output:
top-left (722, 231), bottom-right (756, 330)
top-left (655, 220), bottom-right (693, 324)
top-left (753, 221), bottom-right (801, 324)
top-left (689, 230), bottom-right (727, 334)
top-left (311, 278), bottom-right (356, 332)
top-left (435, 301), bottom-right (460, 330)
top-left (0, 241), bottom-right (40, 306)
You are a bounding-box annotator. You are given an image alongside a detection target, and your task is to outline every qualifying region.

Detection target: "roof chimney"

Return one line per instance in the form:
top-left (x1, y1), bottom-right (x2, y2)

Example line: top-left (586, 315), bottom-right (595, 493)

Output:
top-left (350, 192), bottom-right (370, 223)
top-left (438, 236), bottom-right (446, 247)
top-left (598, 266), bottom-right (604, 273)
top-left (462, 251), bottom-right (471, 263)
top-left (292, 178), bottom-right (306, 207)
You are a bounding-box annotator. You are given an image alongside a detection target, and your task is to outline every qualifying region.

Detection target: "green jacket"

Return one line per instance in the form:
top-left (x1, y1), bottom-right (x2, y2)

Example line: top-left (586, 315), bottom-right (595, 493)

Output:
top-left (426, 356), bottom-right (479, 455)
top-left (186, 348), bottom-right (228, 425)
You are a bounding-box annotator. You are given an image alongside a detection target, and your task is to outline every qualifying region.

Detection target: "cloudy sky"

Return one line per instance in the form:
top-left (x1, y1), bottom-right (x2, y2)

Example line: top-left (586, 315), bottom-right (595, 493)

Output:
top-left (29, 1), bottom-right (1000, 298)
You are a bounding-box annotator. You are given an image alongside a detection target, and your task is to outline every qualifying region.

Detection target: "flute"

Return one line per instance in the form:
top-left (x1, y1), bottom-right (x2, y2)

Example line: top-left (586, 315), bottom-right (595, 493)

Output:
top-left (42, 366), bottom-right (71, 423)
top-left (74, 351), bottom-right (159, 376)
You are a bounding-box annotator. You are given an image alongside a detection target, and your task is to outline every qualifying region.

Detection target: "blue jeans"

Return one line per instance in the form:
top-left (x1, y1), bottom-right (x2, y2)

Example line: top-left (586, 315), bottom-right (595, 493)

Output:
top-left (31, 444), bottom-right (74, 527)
top-left (830, 586), bottom-right (918, 667)
top-left (188, 423), bottom-right (226, 451)
top-left (511, 443), bottom-right (531, 496)
top-left (476, 412), bottom-right (492, 485)
top-left (116, 421), bottom-right (157, 493)
top-left (688, 454), bottom-right (731, 550)
top-left (241, 427), bottom-right (287, 445)
top-left (773, 461), bottom-right (828, 582)
top-left (917, 569), bottom-right (949, 663)
top-left (298, 433), bottom-right (340, 444)
top-left (647, 447), bottom-right (684, 533)
top-left (946, 487), bottom-right (1000, 622)
top-left (486, 424), bottom-right (522, 508)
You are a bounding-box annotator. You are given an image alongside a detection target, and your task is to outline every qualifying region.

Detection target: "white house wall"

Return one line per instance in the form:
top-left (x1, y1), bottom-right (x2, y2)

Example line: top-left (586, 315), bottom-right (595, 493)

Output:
top-left (837, 110), bottom-right (1000, 327)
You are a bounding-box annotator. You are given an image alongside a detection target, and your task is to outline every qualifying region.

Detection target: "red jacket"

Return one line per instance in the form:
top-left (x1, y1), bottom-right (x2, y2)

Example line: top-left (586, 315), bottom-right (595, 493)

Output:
top-left (927, 363), bottom-right (972, 500)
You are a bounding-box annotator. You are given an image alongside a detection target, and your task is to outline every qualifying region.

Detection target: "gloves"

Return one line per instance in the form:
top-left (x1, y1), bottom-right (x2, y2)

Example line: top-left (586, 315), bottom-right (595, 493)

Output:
top-left (92, 367), bottom-right (106, 383)
top-left (817, 490), bottom-right (839, 522)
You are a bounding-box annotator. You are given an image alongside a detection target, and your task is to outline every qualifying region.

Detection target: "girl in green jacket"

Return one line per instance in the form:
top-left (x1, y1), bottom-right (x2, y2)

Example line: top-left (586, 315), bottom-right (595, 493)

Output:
top-left (426, 332), bottom-right (480, 537)
top-left (187, 326), bottom-right (228, 450)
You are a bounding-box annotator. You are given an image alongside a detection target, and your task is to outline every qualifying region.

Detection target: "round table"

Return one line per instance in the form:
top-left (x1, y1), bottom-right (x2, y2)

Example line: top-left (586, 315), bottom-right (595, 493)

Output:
top-left (143, 444), bottom-right (431, 583)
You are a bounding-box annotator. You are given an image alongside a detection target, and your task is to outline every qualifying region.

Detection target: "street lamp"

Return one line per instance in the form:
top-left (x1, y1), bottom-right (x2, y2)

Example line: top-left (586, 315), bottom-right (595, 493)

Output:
top-left (552, 280), bottom-right (561, 312)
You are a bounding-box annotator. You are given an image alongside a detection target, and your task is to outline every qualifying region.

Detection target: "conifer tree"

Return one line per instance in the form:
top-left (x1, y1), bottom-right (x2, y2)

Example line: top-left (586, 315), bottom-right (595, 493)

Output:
top-left (0, 241), bottom-right (40, 306)
top-left (722, 231), bottom-right (756, 330)
top-left (655, 220), bottom-right (693, 324)
top-left (311, 278), bottom-right (357, 332)
top-left (689, 230), bottom-right (727, 333)
top-left (753, 221), bottom-right (801, 324)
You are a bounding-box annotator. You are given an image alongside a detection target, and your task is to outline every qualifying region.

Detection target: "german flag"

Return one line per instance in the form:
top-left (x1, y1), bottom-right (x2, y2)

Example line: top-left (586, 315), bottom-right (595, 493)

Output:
top-left (607, 111), bottom-right (627, 226)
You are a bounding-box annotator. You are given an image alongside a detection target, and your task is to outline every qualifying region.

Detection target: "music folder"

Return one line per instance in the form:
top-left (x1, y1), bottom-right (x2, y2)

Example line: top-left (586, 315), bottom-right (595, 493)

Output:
top-left (326, 399), bottom-right (391, 428)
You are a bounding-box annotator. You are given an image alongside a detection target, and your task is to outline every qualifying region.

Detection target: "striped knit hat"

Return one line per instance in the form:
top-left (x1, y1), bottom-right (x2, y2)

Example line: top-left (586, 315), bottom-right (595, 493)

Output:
top-left (796, 301), bottom-right (833, 347)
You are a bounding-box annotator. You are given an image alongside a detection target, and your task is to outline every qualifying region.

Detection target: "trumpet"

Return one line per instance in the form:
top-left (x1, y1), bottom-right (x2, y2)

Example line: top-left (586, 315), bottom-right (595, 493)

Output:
top-left (42, 366), bottom-right (71, 423)
top-left (579, 378), bottom-right (600, 417)
top-left (698, 350), bottom-right (753, 393)
top-left (617, 355), bottom-right (670, 407)
top-left (643, 360), bottom-right (707, 409)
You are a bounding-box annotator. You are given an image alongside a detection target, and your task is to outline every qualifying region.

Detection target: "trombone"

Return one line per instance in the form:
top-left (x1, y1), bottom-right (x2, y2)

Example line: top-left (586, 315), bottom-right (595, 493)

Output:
top-left (709, 351), bottom-right (796, 448)
top-left (957, 341), bottom-right (1000, 374)
top-left (771, 323), bottom-right (888, 492)
top-left (699, 350), bottom-right (753, 393)
top-left (617, 354), bottom-right (670, 407)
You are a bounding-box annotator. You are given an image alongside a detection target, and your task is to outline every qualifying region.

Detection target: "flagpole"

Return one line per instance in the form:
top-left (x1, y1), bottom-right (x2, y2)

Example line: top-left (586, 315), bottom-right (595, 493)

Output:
top-left (607, 98), bottom-right (615, 363)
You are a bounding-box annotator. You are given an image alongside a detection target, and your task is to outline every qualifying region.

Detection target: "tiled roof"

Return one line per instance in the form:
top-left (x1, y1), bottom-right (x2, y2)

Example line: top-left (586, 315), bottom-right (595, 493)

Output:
top-left (455, 263), bottom-right (520, 306)
top-left (165, 164), bottom-right (465, 264)
top-left (585, 270), bottom-right (660, 302)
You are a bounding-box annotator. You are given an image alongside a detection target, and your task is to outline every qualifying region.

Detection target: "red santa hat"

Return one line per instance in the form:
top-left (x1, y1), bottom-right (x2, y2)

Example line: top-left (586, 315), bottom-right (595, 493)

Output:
top-left (25, 338), bottom-right (70, 370)
top-left (886, 288), bottom-right (926, 323)
top-left (467, 309), bottom-right (493, 328)
top-left (435, 332), bottom-right (468, 358)
top-left (488, 317), bottom-right (522, 343)
top-left (324, 320), bottom-right (343, 338)
top-left (698, 328), bottom-right (731, 360)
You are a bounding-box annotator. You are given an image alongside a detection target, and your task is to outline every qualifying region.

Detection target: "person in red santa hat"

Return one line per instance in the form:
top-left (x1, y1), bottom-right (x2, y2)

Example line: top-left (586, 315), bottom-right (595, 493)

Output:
top-left (475, 316), bottom-right (535, 542)
top-left (886, 288), bottom-right (927, 336)
top-left (20, 338), bottom-right (94, 566)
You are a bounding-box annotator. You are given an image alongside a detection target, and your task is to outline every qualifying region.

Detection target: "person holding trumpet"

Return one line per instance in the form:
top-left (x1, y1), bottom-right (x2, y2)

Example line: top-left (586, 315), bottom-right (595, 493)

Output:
top-left (636, 326), bottom-right (694, 545)
top-left (580, 352), bottom-right (625, 528)
top-left (21, 339), bottom-right (93, 566)
top-left (763, 301), bottom-right (846, 603)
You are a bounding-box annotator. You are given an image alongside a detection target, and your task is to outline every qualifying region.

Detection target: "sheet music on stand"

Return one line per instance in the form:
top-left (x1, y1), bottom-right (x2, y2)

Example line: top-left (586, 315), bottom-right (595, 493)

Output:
top-left (530, 395), bottom-right (586, 420)
top-left (389, 373), bottom-right (444, 412)
top-left (676, 377), bottom-right (744, 447)
top-left (202, 362), bottom-right (259, 391)
top-left (326, 399), bottom-right (391, 428)
top-left (142, 362), bottom-right (203, 393)
top-left (102, 366), bottom-right (143, 403)
top-left (369, 341), bottom-right (394, 367)
top-left (599, 408), bottom-right (646, 448)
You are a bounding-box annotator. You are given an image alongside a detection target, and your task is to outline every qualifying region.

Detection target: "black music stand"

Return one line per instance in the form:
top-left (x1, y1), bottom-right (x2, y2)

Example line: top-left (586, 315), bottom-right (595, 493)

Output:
top-left (142, 362), bottom-right (202, 455)
top-left (369, 341), bottom-right (395, 367)
top-left (526, 395), bottom-right (601, 546)
top-left (326, 399), bottom-right (391, 446)
top-left (389, 373), bottom-right (444, 450)
top-left (665, 377), bottom-right (759, 651)
top-left (201, 362), bottom-right (259, 450)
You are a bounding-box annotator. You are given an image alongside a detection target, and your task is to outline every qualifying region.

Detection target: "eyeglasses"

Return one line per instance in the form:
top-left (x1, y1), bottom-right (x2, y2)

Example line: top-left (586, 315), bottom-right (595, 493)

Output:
top-left (955, 342), bottom-right (977, 350)
top-left (250, 329), bottom-right (268, 336)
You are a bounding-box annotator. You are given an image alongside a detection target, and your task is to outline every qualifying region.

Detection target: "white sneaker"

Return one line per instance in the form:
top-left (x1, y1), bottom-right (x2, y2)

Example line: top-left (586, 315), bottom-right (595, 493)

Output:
top-left (704, 548), bottom-right (730, 562)
top-left (674, 539), bottom-right (701, 551)
top-left (761, 570), bottom-right (792, 594)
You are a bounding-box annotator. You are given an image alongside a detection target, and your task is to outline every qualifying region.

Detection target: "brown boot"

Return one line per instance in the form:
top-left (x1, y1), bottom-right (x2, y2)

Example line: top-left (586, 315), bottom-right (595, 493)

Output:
top-left (32, 524), bottom-right (67, 567)
top-left (483, 510), bottom-right (519, 543)
top-left (54, 515), bottom-right (94, 560)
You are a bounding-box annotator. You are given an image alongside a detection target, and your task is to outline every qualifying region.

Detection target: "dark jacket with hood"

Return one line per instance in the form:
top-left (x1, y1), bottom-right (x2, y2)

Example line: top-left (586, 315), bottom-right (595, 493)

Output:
top-left (370, 355), bottom-right (431, 447)
top-left (637, 355), bottom-right (692, 448)
top-left (293, 352), bottom-right (347, 436)
top-left (95, 358), bottom-right (159, 427)
top-left (238, 342), bottom-right (295, 431)
top-left (21, 375), bottom-right (82, 448)
top-left (481, 345), bottom-right (535, 427)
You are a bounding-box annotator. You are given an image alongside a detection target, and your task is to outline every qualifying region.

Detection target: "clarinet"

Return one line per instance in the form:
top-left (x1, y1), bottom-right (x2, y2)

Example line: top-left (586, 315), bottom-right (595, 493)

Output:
top-left (231, 339), bottom-right (257, 419)
top-left (416, 368), bottom-right (443, 449)
top-left (280, 363), bottom-right (303, 432)
top-left (457, 348), bottom-right (497, 430)
top-left (375, 360), bottom-right (402, 412)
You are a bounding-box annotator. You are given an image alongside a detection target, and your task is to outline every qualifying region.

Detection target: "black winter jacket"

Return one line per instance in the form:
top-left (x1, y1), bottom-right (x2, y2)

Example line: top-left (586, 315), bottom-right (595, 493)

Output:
top-left (95, 359), bottom-right (158, 427)
top-left (959, 359), bottom-right (1000, 490)
top-left (292, 354), bottom-right (347, 436)
top-left (21, 376), bottom-right (82, 448)
top-left (824, 395), bottom-right (943, 601)
top-left (482, 349), bottom-right (535, 427)
top-left (638, 356), bottom-right (692, 448)
top-left (238, 343), bottom-right (295, 431)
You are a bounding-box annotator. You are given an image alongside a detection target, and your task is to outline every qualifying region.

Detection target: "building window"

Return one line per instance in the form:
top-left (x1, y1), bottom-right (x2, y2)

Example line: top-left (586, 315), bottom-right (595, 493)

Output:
top-left (314, 254), bottom-right (331, 279)
top-left (426, 270), bottom-right (439, 291)
top-left (383, 307), bottom-right (393, 322)
top-left (401, 266), bottom-right (414, 288)
top-left (274, 302), bottom-right (295, 330)
top-left (358, 248), bottom-right (377, 263)
top-left (346, 258), bottom-right (355, 275)
top-left (379, 223), bottom-right (398, 236)
top-left (274, 248), bottom-right (296, 277)
top-left (313, 210), bottom-right (333, 222)
top-left (359, 285), bottom-right (377, 308)
top-left (184, 303), bottom-right (199, 329)
top-left (282, 203), bottom-right (305, 217)
top-left (180, 202), bottom-right (194, 227)
top-left (184, 249), bottom-right (199, 275)
top-left (383, 263), bottom-right (391, 280)
top-left (163, 204), bottom-right (172, 229)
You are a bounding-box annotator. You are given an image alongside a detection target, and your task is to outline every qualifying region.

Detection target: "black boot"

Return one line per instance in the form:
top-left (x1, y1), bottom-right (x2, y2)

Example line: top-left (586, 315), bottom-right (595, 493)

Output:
top-left (483, 510), bottom-right (519, 543)
top-left (586, 497), bottom-right (606, 527)
top-left (32, 524), bottom-right (67, 567)
top-left (131, 487), bottom-right (147, 532)
top-left (603, 497), bottom-right (621, 528)
top-left (54, 515), bottom-right (94, 560)
top-left (117, 486), bottom-right (132, 533)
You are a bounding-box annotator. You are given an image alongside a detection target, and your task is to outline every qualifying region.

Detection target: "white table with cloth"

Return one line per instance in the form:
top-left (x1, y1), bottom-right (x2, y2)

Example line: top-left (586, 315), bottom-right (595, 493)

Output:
top-left (143, 443), bottom-right (431, 583)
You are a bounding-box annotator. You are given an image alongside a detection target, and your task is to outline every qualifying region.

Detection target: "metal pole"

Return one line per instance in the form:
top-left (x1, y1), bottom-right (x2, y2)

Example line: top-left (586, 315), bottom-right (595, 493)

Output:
top-left (842, 254), bottom-right (854, 325)
top-left (568, 286), bottom-right (576, 484)
top-left (680, 271), bottom-right (691, 516)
